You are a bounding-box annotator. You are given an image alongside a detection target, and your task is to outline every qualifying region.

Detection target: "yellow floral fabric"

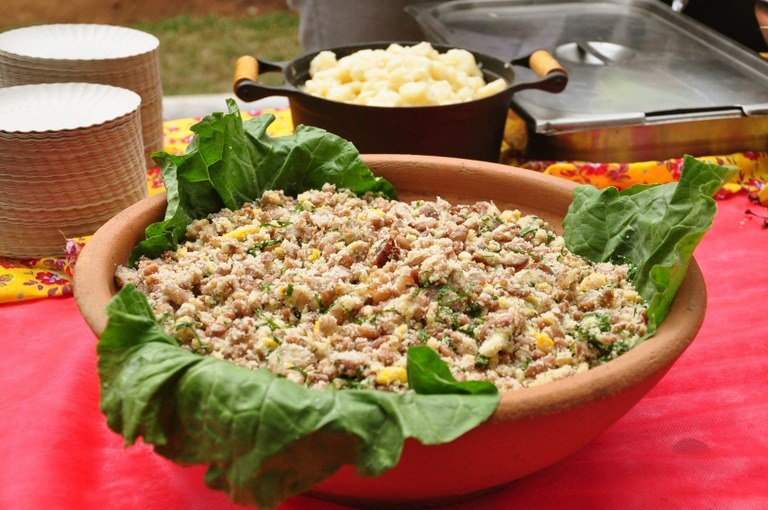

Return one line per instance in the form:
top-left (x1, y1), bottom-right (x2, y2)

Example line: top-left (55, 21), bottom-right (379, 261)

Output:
top-left (505, 152), bottom-right (768, 197)
top-left (1, 106), bottom-right (765, 303)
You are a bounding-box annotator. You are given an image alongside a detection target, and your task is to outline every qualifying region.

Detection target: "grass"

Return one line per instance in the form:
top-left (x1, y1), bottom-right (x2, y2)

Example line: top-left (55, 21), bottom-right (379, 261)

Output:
top-left (133, 12), bottom-right (301, 96)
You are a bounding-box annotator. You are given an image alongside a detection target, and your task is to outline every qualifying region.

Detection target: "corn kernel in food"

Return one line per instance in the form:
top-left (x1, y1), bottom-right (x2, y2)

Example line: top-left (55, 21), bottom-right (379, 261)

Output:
top-left (376, 366), bottom-right (408, 385)
top-left (223, 224), bottom-right (260, 240)
top-left (534, 332), bottom-right (555, 353)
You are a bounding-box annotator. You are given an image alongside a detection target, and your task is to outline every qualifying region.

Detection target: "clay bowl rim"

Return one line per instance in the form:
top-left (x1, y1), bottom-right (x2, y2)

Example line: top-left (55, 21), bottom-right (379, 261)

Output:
top-left (73, 153), bottom-right (706, 423)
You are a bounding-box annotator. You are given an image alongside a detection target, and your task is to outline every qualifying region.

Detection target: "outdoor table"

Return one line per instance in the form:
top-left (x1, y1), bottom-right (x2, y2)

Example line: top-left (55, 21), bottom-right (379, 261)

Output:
top-left (1, 110), bottom-right (767, 509)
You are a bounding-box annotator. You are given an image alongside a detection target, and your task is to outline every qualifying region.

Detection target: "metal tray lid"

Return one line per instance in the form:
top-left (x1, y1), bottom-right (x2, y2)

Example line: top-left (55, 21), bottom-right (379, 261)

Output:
top-left (408, 0), bottom-right (768, 134)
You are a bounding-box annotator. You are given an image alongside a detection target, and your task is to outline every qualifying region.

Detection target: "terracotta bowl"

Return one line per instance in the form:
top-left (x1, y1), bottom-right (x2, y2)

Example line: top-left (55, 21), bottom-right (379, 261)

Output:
top-left (74, 154), bottom-right (707, 508)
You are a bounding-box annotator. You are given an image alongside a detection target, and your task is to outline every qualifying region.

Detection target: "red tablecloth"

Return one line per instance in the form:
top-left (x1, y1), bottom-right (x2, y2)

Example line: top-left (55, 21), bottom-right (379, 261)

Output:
top-left (1, 192), bottom-right (767, 510)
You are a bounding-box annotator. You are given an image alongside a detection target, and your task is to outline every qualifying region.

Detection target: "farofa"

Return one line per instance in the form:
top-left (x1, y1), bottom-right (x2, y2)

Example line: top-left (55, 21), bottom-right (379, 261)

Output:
top-left (116, 184), bottom-right (648, 392)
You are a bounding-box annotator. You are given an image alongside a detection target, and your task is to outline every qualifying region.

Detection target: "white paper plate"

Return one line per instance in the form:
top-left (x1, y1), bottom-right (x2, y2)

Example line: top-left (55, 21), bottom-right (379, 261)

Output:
top-left (0, 83), bottom-right (141, 132)
top-left (0, 24), bottom-right (158, 60)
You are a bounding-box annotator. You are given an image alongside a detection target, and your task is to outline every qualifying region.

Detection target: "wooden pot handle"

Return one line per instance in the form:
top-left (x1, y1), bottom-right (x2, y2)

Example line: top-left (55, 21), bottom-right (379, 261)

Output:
top-left (528, 50), bottom-right (567, 78)
top-left (509, 50), bottom-right (568, 94)
top-left (232, 56), bottom-right (298, 102)
top-left (234, 55), bottom-right (259, 86)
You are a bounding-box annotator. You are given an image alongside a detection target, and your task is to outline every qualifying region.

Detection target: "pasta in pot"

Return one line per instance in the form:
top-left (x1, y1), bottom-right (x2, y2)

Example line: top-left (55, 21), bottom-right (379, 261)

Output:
top-left (303, 42), bottom-right (507, 106)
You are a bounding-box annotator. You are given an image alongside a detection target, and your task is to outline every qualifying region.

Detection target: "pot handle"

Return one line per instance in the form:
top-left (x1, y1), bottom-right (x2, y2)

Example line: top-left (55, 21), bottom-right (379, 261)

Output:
top-left (233, 55), bottom-right (301, 102)
top-left (509, 50), bottom-right (568, 94)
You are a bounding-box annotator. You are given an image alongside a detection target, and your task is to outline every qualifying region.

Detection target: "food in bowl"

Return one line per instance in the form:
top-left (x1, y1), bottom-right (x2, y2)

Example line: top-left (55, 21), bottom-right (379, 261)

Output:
top-left (77, 100), bottom-right (732, 510)
top-left (303, 42), bottom-right (507, 106)
top-left (116, 186), bottom-right (647, 393)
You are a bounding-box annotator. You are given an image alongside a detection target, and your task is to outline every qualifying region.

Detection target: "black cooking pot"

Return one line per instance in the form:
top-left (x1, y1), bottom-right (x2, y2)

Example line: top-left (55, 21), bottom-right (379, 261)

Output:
top-left (233, 42), bottom-right (567, 162)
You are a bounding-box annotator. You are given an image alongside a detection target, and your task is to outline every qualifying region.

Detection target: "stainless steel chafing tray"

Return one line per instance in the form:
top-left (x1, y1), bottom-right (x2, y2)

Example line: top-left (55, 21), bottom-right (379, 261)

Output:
top-left (408, 0), bottom-right (768, 161)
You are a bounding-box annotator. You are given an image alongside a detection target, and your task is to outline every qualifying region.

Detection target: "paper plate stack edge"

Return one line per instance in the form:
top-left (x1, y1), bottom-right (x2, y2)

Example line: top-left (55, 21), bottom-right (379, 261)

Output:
top-left (0, 82), bottom-right (147, 258)
top-left (0, 24), bottom-right (163, 166)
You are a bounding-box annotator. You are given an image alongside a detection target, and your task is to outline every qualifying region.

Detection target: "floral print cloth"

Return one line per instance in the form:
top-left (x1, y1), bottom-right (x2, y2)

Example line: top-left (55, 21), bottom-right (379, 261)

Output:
top-left (1, 106), bottom-right (765, 303)
top-left (504, 152), bottom-right (767, 199)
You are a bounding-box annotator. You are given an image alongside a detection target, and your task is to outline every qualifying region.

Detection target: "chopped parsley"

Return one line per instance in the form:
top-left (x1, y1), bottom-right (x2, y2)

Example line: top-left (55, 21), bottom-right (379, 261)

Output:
top-left (261, 220), bottom-right (292, 228)
top-left (475, 354), bottom-right (490, 367)
top-left (247, 239), bottom-right (281, 255)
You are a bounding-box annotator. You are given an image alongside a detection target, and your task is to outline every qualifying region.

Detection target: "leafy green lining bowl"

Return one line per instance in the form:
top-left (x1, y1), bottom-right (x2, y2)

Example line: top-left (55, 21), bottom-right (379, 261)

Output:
top-left (74, 153), bottom-right (707, 509)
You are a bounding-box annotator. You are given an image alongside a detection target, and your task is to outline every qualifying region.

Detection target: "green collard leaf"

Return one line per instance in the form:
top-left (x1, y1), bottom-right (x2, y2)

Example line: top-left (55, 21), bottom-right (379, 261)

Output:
top-left (98, 286), bottom-right (201, 445)
top-left (243, 119), bottom-right (398, 199)
top-left (99, 286), bottom-right (498, 510)
top-left (128, 99), bottom-right (395, 265)
top-left (407, 345), bottom-right (498, 396)
top-left (563, 155), bottom-right (737, 331)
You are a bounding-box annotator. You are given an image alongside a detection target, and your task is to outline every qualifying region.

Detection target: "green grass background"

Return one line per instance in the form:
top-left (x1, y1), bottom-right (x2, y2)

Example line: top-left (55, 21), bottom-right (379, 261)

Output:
top-left (134, 12), bottom-right (301, 95)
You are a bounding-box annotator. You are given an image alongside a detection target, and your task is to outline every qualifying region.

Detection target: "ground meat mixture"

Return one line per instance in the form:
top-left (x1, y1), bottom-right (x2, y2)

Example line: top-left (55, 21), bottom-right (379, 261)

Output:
top-left (116, 185), bottom-right (649, 392)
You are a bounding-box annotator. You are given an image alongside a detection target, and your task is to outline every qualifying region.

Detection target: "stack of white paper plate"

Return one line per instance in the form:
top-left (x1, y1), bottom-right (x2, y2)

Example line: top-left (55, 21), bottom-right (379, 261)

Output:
top-left (0, 24), bottom-right (163, 166)
top-left (0, 83), bottom-right (147, 258)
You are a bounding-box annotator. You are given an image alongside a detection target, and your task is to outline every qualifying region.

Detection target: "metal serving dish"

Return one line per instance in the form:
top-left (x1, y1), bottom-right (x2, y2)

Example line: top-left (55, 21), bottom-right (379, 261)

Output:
top-left (233, 41), bottom-right (567, 162)
top-left (408, 0), bottom-right (768, 161)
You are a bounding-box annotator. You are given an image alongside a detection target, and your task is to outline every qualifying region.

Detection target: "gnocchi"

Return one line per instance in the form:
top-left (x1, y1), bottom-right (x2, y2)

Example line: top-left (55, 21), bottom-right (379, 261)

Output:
top-left (303, 42), bottom-right (507, 107)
